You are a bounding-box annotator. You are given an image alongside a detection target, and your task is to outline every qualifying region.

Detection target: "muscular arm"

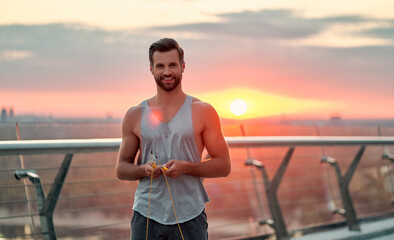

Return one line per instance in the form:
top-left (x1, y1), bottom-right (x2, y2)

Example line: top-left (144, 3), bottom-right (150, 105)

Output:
top-left (165, 103), bottom-right (231, 178)
top-left (116, 106), bottom-right (162, 181)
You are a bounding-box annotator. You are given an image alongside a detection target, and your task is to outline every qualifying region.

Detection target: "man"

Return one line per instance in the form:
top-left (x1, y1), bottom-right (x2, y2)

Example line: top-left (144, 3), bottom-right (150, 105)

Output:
top-left (116, 38), bottom-right (231, 240)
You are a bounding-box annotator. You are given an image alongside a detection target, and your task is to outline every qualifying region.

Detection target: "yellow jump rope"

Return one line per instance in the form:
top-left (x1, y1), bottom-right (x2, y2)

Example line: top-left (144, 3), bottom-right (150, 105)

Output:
top-left (146, 152), bottom-right (184, 240)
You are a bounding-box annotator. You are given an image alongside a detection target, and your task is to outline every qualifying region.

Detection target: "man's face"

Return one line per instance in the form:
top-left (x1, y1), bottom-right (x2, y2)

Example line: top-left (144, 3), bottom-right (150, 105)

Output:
top-left (150, 49), bottom-right (185, 92)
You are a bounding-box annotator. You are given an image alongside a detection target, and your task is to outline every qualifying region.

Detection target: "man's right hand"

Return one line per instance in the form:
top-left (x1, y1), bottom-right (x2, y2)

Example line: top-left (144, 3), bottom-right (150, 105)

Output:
top-left (145, 163), bottom-right (163, 179)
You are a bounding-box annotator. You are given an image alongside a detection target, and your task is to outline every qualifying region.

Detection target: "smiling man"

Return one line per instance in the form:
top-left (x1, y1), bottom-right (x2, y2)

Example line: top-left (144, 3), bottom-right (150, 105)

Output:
top-left (116, 38), bottom-right (231, 240)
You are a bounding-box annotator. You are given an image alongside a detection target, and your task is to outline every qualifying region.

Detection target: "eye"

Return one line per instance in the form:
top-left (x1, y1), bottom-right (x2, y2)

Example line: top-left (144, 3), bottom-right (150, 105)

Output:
top-left (170, 63), bottom-right (178, 67)
top-left (155, 64), bottom-right (164, 69)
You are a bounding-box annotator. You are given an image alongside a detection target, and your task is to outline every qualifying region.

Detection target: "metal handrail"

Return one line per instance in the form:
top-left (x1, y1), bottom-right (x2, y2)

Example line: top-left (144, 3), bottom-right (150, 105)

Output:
top-left (1, 136), bottom-right (394, 156)
top-left (0, 138), bottom-right (121, 155)
top-left (226, 136), bottom-right (394, 146)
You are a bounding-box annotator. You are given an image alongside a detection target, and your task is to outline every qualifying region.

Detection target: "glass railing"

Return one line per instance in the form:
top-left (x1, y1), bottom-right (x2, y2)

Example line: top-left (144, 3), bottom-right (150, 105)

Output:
top-left (1, 136), bottom-right (393, 240)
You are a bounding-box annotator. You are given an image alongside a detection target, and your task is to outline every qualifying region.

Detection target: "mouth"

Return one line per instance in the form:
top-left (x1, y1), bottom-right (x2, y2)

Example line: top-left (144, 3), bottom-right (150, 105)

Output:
top-left (162, 77), bottom-right (175, 83)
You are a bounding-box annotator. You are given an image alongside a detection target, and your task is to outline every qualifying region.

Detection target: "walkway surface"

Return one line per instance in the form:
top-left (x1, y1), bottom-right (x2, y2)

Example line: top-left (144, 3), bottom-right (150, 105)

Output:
top-left (292, 217), bottom-right (394, 240)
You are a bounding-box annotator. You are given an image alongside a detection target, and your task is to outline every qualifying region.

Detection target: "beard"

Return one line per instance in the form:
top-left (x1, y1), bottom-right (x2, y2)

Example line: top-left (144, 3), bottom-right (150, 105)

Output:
top-left (154, 75), bottom-right (182, 92)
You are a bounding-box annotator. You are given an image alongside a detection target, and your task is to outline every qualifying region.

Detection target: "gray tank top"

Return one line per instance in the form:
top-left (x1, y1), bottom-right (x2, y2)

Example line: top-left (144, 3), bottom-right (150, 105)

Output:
top-left (133, 95), bottom-right (209, 225)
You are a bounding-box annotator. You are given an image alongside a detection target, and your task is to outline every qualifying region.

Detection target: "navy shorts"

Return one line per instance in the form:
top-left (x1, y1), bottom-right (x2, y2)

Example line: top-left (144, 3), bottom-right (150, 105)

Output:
top-left (131, 210), bottom-right (208, 240)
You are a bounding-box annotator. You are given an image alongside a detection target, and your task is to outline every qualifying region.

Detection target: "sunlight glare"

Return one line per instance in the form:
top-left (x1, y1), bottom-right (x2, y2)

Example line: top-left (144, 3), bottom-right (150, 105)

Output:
top-left (231, 99), bottom-right (247, 116)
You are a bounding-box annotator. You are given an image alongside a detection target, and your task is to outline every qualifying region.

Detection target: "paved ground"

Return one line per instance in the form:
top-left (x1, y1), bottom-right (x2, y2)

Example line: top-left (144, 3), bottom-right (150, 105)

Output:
top-left (291, 217), bottom-right (394, 240)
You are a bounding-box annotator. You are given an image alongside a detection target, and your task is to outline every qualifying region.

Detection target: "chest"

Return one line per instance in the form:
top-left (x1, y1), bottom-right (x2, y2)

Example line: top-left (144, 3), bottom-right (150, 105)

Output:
top-left (135, 104), bottom-right (205, 153)
top-left (150, 106), bottom-right (181, 124)
top-left (142, 103), bottom-right (193, 136)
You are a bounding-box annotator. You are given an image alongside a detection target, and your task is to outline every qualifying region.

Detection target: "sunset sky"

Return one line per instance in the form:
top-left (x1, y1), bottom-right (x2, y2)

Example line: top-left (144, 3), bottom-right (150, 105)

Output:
top-left (1, 0), bottom-right (393, 120)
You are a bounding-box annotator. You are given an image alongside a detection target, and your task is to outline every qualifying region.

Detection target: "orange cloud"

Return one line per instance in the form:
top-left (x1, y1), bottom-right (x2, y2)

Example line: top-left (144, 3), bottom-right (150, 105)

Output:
top-left (196, 88), bottom-right (339, 120)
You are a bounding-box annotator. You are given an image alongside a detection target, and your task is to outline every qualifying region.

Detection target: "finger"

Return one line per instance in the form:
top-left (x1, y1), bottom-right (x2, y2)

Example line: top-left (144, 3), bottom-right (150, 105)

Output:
top-left (153, 172), bottom-right (162, 179)
top-left (164, 167), bottom-right (175, 177)
top-left (152, 167), bottom-right (161, 175)
top-left (149, 161), bottom-right (157, 168)
top-left (146, 164), bottom-right (158, 176)
top-left (166, 171), bottom-right (178, 178)
top-left (153, 171), bottom-right (159, 177)
top-left (165, 160), bottom-right (174, 168)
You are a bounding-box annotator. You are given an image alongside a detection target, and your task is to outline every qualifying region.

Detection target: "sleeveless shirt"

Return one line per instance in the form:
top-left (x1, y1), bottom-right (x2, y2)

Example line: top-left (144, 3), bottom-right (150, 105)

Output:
top-left (133, 95), bottom-right (210, 225)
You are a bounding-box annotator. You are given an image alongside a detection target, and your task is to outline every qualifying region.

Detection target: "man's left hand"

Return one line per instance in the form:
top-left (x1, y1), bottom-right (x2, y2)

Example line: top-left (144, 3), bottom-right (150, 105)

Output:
top-left (163, 160), bottom-right (188, 178)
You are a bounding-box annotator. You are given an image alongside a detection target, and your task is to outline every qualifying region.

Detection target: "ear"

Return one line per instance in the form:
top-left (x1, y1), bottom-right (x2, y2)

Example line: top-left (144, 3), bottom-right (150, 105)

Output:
top-left (150, 64), bottom-right (153, 75)
top-left (181, 61), bottom-right (185, 73)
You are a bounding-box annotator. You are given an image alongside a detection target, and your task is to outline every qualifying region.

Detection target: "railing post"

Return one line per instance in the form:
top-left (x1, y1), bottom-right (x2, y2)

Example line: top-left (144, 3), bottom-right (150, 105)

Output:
top-left (321, 146), bottom-right (365, 231)
top-left (381, 152), bottom-right (394, 204)
top-left (246, 147), bottom-right (294, 240)
top-left (14, 153), bottom-right (73, 240)
top-left (240, 124), bottom-right (266, 221)
top-left (41, 153), bottom-right (73, 215)
top-left (15, 170), bottom-right (56, 240)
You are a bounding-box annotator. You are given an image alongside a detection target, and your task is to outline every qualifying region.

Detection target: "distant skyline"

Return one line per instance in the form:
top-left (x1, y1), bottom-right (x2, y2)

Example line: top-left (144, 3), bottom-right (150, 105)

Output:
top-left (1, 0), bottom-right (394, 120)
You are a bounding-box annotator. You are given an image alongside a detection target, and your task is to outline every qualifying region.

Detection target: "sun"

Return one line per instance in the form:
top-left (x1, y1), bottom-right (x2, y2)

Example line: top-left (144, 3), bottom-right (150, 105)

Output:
top-left (230, 99), bottom-right (248, 116)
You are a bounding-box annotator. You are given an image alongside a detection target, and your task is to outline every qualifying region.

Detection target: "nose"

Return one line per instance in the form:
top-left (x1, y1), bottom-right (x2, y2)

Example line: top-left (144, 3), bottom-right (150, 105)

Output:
top-left (163, 67), bottom-right (171, 76)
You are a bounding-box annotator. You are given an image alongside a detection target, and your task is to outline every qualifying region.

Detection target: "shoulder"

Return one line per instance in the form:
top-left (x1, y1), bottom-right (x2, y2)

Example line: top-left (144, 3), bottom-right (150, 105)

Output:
top-left (191, 97), bottom-right (217, 116)
top-left (124, 104), bottom-right (142, 120)
top-left (191, 97), bottom-right (220, 127)
top-left (122, 104), bottom-right (143, 133)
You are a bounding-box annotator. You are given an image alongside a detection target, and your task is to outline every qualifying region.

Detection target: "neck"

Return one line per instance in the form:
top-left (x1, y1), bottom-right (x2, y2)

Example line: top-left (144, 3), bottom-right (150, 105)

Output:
top-left (155, 83), bottom-right (186, 106)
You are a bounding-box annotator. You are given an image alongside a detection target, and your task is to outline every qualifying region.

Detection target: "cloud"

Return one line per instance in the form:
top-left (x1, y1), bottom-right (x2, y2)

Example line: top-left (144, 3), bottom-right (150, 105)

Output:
top-left (364, 24), bottom-right (394, 39)
top-left (150, 10), bottom-right (323, 40)
top-left (0, 50), bottom-right (34, 61)
top-left (150, 9), bottom-right (394, 48)
top-left (0, 8), bottom-right (393, 118)
top-left (0, 23), bottom-right (155, 92)
top-left (289, 22), bottom-right (394, 47)
top-left (149, 9), bottom-right (394, 99)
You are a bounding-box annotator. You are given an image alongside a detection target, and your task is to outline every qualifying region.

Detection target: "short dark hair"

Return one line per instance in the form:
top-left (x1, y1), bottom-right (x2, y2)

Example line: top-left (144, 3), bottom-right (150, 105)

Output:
top-left (149, 38), bottom-right (184, 66)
